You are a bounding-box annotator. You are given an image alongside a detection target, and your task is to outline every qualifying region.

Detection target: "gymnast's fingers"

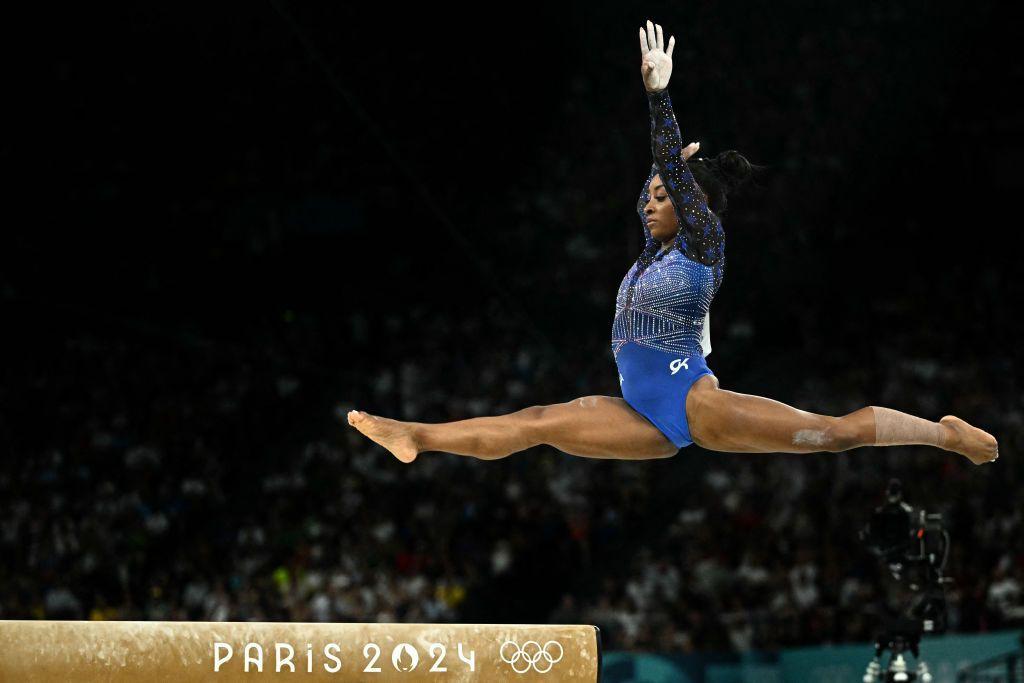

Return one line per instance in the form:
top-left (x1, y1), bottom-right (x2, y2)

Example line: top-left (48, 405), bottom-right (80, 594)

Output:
top-left (639, 26), bottom-right (650, 54)
top-left (646, 20), bottom-right (657, 53)
top-left (667, 35), bottom-right (675, 58)
top-left (656, 23), bottom-right (664, 51)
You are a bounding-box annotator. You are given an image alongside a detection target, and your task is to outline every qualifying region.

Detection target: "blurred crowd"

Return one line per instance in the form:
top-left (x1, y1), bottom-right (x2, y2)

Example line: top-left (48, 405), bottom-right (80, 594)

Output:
top-left (1, 300), bottom-right (1021, 652)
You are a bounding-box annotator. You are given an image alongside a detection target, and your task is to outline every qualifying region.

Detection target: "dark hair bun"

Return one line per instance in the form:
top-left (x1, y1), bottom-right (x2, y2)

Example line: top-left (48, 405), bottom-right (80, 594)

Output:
top-left (688, 149), bottom-right (757, 215)
top-left (714, 150), bottom-right (753, 189)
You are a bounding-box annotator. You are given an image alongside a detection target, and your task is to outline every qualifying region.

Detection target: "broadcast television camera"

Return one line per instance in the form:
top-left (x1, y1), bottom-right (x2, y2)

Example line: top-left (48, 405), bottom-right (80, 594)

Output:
top-left (859, 479), bottom-right (952, 683)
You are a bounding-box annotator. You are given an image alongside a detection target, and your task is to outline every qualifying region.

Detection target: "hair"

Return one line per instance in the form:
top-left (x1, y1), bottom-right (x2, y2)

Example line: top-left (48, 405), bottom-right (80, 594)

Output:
top-left (689, 150), bottom-right (755, 215)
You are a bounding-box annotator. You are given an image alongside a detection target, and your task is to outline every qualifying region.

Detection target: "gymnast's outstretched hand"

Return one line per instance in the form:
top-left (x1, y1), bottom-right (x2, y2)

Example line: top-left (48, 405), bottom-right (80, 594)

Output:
top-left (639, 19), bottom-right (675, 93)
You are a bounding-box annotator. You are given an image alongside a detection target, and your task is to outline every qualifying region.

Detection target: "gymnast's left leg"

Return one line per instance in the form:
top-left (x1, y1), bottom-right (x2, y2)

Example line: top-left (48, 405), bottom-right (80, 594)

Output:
top-left (685, 375), bottom-right (999, 464)
top-left (345, 395), bottom-right (679, 463)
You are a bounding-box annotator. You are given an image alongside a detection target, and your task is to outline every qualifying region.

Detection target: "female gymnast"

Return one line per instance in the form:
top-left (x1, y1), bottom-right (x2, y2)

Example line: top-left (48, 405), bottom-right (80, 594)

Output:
top-left (347, 21), bottom-right (998, 467)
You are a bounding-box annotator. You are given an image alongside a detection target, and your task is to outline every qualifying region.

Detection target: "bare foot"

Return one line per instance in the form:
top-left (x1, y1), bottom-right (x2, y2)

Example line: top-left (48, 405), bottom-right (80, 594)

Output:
top-left (940, 415), bottom-right (999, 465)
top-left (347, 410), bottom-right (419, 463)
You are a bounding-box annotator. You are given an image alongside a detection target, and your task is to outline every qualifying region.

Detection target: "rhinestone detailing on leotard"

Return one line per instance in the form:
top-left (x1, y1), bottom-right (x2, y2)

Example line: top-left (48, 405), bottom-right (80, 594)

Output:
top-left (611, 89), bottom-right (724, 359)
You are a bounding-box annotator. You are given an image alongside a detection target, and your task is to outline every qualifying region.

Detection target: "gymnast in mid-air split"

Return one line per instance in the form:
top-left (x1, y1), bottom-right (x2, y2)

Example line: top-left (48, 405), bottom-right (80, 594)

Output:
top-left (347, 20), bottom-right (999, 467)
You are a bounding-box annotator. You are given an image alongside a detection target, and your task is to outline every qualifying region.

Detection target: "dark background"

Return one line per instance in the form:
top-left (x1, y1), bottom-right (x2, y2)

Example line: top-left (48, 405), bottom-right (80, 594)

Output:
top-left (2, 0), bottom-right (1021, 652)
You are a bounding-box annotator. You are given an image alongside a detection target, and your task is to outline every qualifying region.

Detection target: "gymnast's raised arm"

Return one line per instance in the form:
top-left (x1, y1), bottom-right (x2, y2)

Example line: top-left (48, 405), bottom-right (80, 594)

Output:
top-left (639, 20), bottom-right (724, 266)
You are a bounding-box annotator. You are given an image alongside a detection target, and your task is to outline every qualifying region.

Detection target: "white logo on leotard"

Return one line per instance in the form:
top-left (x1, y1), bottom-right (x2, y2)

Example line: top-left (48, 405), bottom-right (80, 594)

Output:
top-left (619, 373), bottom-right (624, 385)
top-left (669, 358), bottom-right (689, 375)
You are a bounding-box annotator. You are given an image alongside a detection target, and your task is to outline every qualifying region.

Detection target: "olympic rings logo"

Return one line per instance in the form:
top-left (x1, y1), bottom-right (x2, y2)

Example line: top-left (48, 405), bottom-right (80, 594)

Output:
top-left (499, 639), bottom-right (563, 674)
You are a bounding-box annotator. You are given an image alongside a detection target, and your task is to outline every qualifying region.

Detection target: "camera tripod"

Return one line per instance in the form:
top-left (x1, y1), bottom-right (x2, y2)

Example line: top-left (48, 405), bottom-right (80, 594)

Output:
top-left (862, 618), bottom-right (932, 683)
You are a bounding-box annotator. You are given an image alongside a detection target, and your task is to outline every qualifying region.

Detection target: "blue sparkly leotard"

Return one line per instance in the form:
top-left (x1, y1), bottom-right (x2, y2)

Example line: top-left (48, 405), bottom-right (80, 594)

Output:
top-left (611, 89), bottom-right (724, 449)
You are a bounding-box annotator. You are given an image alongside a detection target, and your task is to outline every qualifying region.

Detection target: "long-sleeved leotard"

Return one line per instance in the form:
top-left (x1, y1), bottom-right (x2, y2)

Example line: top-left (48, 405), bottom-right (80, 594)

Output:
top-left (610, 89), bottom-right (723, 449)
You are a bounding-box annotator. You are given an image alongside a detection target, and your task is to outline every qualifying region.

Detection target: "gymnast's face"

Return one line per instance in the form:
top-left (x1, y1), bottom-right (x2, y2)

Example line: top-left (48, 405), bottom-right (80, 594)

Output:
top-left (644, 174), bottom-right (680, 243)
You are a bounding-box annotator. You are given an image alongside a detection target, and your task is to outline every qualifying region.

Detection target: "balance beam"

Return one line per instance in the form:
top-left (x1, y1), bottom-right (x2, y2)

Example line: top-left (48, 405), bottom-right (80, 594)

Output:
top-left (0, 621), bottom-right (601, 681)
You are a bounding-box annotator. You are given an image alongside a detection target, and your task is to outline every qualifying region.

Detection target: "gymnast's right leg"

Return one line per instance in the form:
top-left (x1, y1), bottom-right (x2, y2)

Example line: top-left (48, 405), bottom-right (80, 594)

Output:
top-left (346, 396), bottom-right (678, 463)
